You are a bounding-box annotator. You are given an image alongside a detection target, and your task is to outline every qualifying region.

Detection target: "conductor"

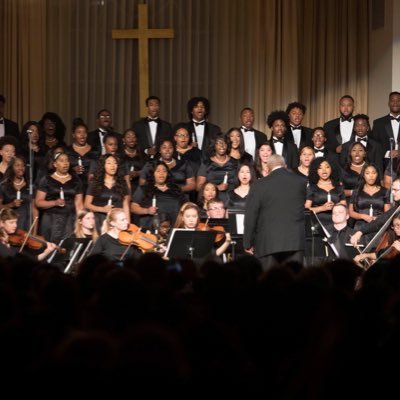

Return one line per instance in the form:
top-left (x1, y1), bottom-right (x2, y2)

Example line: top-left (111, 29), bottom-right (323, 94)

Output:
top-left (243, 154), bottom-right (306, 270)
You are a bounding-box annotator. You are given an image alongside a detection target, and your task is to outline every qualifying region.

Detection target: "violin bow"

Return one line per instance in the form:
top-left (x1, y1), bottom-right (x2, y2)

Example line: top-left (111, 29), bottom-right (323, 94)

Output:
top-left (312, 211), bottom-right (340, 258)
top-left (19, 216), bottom-right (39, 253)
top-left (360, 204), bottom-right (400, 254)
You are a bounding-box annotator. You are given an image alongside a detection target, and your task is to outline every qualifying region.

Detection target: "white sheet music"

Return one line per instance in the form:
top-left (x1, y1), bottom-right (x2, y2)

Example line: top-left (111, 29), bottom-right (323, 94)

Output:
top-left (236, 214), bottom-right (245, 234)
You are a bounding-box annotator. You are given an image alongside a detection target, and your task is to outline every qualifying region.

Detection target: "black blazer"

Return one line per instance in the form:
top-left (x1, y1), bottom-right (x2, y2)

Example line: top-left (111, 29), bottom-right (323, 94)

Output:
top-left (286, 126), bottom-right (313, 149)
top-left (324, 117), bottom-right (342, 152)
top-left (3, 118), bottom-right (20, 141)
top-left (243, 167), bottom-right (306, 257)
top-left (87, 129), bottom-right (123, 153)
top-left (371, 114), bottom-right (398, 154)
top-left (339, 135), bottom-right (384, 174)
top-left (132, 117), bottom-right (173, 151)
top-left (270, 139), bottom-right (299, 170)
top-left (184, 121), bottom-right (221, 157)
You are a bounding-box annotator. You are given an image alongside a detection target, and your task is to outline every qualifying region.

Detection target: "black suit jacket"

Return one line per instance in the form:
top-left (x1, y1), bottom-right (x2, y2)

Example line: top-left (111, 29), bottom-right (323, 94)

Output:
top-left (2, 118), bottom-right (20, 141)
top-left (339, 135), bottom-right (384, 174)
top-left (371, 114), bottom-right (398, 154)
top-left (324, 117), bottom-right (344, 152)
top-left (184, 121), bottom-right (221, 156)
top-left (132, 117), bottom-right (173, 151)
top-left (286, 126), bottom-right (313, 149)
top-left (243, 167), bottom-right (306, 257)
top-left (87, 129), bottom-right (123, 153)
top-left (270, 139), bottom-right (299, 170)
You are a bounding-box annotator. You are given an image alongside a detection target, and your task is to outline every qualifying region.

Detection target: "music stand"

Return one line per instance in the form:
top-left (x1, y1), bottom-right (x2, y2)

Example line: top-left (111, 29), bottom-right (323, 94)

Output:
top-left (165, 228), bottom-right (217, 259)
top-left (228, 209), bottom-right (245, 259)
top-left (48, 238), bottom-right (91, 273)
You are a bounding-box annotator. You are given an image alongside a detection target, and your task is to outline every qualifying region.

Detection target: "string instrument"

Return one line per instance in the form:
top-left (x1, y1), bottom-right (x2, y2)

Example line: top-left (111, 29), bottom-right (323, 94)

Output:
top-left (8, 229), bottom-right (67, 254)
top-left (119, 224), bottom-right (158, 252)
top-left (198, 221), bottom-right (226, 242)
top-left (374, 231), bottom-right (400, 262)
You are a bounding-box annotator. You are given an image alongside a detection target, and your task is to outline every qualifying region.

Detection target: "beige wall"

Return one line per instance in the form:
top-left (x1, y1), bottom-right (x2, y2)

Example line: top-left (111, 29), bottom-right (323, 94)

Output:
top-left (369, 0), bottom-right (400, 121)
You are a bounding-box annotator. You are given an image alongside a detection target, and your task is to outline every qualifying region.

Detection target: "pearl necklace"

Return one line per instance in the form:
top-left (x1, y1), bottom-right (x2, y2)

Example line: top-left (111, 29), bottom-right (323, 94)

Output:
top-left (351, 162), bottom-right (365, 168)
top-left (163, 158), bottom-right (175, 165)
top-left (13, 178), bottom-right (25, 186)
top-left (54, 171), bottom-right (69, 179)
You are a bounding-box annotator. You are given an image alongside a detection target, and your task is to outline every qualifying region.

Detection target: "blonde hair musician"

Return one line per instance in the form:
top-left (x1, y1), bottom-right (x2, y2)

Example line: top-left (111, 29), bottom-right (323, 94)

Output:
top-left (72, 209), bottom-right (99, 242)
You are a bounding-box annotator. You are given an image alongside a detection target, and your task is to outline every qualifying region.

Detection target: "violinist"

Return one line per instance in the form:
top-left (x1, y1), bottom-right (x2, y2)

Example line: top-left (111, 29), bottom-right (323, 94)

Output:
top-left (174, 202), bottom-right (231, 257)
top-left (0, 209), bottom-right (57, 259)
top-left (354, 215), bottom-right (400, 266)
top-left (351, 178), bottom-right (400, 247)
top-left (90, 208), bottom-right (139, 262)
top-left (71, 209), bottom-right (99, 242)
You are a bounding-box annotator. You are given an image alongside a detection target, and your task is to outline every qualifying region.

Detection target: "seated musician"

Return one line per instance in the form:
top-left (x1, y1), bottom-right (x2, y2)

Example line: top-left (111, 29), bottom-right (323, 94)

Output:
top-left (0, 209), bottom-right (57, 260)
top-left (354, 215), bottom-right (400, 266)
top-left (90, 208), bottom-right (139, 262)
top-left (174, 202), bottom-right (231, 257)
top-left (71, 209), bottom-right (99, 242)
top-left (325, 203), bottom-right (359, 260)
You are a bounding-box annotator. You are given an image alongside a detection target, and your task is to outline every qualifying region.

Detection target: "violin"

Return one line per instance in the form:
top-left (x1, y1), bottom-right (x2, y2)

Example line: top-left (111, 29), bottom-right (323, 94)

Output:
top-left (374, 231), bottom-right (400, 261)
top-left (197, 222), bottom-right (226, 242)
top-left (8, 229), bottom-right (66, 254)
top-left (119, 224), bottom-right (159, 252)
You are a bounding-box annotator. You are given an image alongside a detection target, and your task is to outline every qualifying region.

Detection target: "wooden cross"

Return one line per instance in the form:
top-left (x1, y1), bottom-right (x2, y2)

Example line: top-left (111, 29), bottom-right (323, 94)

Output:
top-left (112, 3), bottom-right (174, 117)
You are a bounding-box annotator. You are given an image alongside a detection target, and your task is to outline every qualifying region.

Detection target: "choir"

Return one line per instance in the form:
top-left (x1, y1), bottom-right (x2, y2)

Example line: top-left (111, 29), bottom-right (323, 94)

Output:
top-left (1, 92), bottom-right (400, 266)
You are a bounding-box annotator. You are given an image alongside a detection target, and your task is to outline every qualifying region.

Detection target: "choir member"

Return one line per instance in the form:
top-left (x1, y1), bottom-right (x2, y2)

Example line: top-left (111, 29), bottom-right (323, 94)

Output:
top-left (85, 154), bottom-right (130, 232)
top-left (285, 102), bottom-right (313, 149)
top-left (38, 112), bottom-right (67, 151)
top-left (197, 182), bottom-right (219, 219)
top-left (0, 136), bottom-right (16, 179)
top-left (254, 142), bottom-right (274, 178)
top-left (294, 146), bottom-right (315, 182)
top-left (227, 162), bottom-right (256, 211)
top-left (35, 152), bottom-right (83, 243)
top-left (226, 127), bottom-right (253, 163)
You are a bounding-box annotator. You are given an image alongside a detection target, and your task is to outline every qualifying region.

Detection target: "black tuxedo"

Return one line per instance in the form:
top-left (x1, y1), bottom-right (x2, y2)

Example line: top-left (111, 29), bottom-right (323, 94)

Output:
top-left (339, 134), bottom-right (384, 174)
top-left (244, 167), bottom-right (306, 258)
top-left (1, 118), bottom-right (20, 140)
top-left (286, 126), bottom-right (313, 149)
top-left (270, 138), bottom-right (299, 170)
top-left (241, 127), bottom-right (267, 146)
top-left (132, 117), bottom-right (173, 151)
top-left (371, 114), bottom-right (399, 154)
top-left (184, 121), bottom-right (221, 156)
top-left (324, 117), bottom-right (355, 152)
top-left (87, 129), bottom-right (123, 153)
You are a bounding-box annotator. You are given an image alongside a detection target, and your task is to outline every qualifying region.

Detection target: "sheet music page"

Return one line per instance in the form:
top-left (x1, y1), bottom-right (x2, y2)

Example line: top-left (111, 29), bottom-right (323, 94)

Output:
top-left (236, 214), bottom-right (245, 234)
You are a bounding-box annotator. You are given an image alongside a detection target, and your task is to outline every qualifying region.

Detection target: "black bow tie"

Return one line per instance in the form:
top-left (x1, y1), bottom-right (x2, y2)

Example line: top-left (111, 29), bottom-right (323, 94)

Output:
top-left (242, 127), bottom-right (253, 132)
top-left (390, 116), bottom-right (400, 122)
top-left (314, 147), bottom-right (324, 151)
top-left (194, 121), bottom-right (205, 127)
top-left (291, 125), bottom-right (301, 130)
top-left (356, 137), bottom-right (367, 143)
top-left (147, 117), bottom-right (159, 123)
top-left (273, 138), bottom-right (284, 144)
top-left (99, 130), bottom-right (108, 136)
top-left (340, 116), bottom-right (353, 122)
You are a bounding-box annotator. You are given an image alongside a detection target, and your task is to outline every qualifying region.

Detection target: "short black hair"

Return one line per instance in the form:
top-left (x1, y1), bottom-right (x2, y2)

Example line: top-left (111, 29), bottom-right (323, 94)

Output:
top-left (312, 127), bottom-right (326, 137)
top-left (146, 96), bottom-right (161, 106)
top-left (339, 95), bottom-right (355, 103)
top-left (389, 91), bottom-right (400, 98)
top-left (286, 102), bottom-right (306, 114)
top-left (266, 110), bottom-right (289, 128)
top-left (240, 107), bottom-right (254, 115)
top-left (353, 114), bottom-right (369, 123)
top-left (187, 97), bottom-right (210, 119)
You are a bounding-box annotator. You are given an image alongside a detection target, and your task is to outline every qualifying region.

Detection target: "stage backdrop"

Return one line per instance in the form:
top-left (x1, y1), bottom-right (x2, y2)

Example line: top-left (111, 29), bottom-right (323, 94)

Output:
top-left (0, 0), bottom-right (369, 140)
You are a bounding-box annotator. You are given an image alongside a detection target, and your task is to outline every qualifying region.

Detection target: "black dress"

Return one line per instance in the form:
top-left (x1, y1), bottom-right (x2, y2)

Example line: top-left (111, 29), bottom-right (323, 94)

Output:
top-left (132, 185), bottom-right (185, 229)
top-left (306, 183), bottom-right (346, 225)
top-left (86, 182), bottom-right (129, 232)
top-left (350, 187), bottom-right (390, 232)
top-left (0, 181), bottom-right (33, 230)
top-left (140, 159), bottom-right (195, 190)
top-left (120, 152), bottom-right (146, 196)
top-left (197, 158), bottom-right (239, 203)
top-left (226, 189), bottom-right (248, 210)
top-left (90, 233), bottom-right (139, 262)
top-left (176, 147), bottom-right (203, 175)
top-left (37, 175), bottom-right (83, 243)
top-left (65, 145), bottom-right (99, 193)
top-left (341, 167), bottom-right (362, 197)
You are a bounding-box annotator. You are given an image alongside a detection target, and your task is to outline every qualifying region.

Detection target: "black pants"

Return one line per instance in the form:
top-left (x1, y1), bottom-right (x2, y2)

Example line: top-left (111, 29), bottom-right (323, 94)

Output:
top-left (259, 250), bottom-right (304, 272)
